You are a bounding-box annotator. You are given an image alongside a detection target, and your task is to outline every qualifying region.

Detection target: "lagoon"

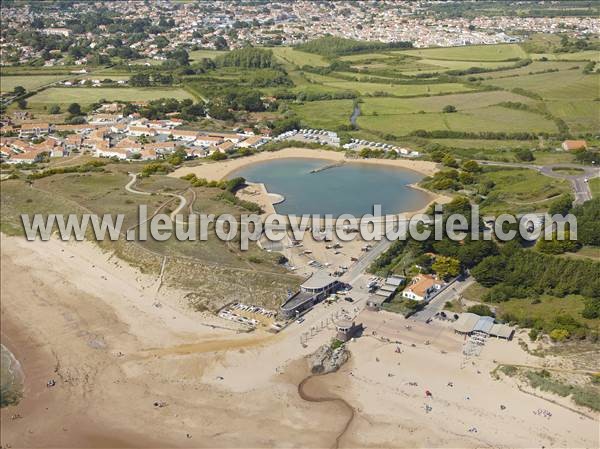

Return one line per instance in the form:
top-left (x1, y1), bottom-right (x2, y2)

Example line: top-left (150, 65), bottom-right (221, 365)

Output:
top-left (230, 158), bottom-right (431, 216)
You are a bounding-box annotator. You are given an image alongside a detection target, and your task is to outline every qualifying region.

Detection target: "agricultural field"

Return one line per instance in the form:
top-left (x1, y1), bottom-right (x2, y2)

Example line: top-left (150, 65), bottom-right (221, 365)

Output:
top-left (357, 104), bottom-right (556, 136)
top-left (315, 79), bottom-right (476, 97)
top-left (0, 74), bottom-right (69, 93)
top-left (270, 46), bottom-right (329, 67)
top-left (26, 87), bottom-right (194, 107)
top-left (189, 49), bottom-right (229, 61)
top-left (483, 69), bottom-right (599, 100)
top-left (394, 43), bottom-right (528, 61)
top-left (291, 99), bottom-right (354, 129)
top-left (359, 90), bottom-right (534, 115)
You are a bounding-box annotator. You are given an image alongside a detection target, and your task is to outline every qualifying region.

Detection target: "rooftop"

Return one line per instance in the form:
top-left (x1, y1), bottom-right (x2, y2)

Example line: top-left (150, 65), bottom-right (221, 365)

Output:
top-left (301, 270), bottom-right (336, 290)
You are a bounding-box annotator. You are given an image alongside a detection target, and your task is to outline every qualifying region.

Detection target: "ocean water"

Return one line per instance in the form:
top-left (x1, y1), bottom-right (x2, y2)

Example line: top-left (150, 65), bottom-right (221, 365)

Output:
top-left (0, 344), bottom-right (23, 408)
top-left (230, 158), bottom-right (431, 217)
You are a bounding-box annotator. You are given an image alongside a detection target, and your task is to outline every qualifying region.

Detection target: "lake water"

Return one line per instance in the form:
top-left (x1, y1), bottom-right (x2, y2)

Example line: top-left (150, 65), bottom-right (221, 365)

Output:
top-left (230, 158), bottom-right (431, 216)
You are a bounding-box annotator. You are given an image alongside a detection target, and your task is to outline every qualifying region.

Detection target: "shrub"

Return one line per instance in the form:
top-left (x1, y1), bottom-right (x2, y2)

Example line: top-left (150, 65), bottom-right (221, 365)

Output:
top-left (467, 304), bottom-right (494, 317)
top-left (549, 328), bottom-right (570, 341)
top-left (442, 105), bottom-right (457, 113)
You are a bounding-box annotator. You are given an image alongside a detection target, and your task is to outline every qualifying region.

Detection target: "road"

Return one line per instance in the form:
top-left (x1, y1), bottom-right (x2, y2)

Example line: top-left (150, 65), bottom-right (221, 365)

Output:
top-left (350, 104), bottom-right (361, 127)
top-left (411, 276), bottom-right (475, 322)
top-left (342, 237), bottom-right (393, 285)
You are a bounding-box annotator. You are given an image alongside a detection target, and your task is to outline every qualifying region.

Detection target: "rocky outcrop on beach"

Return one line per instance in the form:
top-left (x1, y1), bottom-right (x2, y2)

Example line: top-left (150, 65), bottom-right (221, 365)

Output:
top-left (308, 344), bottom-right (349, 375)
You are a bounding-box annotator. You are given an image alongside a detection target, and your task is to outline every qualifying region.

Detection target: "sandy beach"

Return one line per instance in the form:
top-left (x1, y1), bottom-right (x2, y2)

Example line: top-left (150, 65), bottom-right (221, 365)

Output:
top-left (1, 234), bottom-right (598, 448)
top-left (172, 147), bottom-right (442, 182)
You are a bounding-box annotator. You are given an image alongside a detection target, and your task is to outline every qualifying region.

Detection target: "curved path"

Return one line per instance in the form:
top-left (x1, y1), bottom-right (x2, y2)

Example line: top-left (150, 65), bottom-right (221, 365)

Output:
top-left (298, 374), bottom-right (355, 449)
top-left (126, 173), bottom-right (187, 222)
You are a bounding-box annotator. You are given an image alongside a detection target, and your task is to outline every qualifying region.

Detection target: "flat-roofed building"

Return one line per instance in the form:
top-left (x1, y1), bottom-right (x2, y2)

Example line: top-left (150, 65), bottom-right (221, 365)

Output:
top-left (453, 312), bottom-right (514, 340)
top-left (280, 271), bottom-right (340, 318)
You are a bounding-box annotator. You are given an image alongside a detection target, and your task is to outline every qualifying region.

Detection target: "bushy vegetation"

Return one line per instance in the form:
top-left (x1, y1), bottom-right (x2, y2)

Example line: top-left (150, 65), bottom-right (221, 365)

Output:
top-left (215, 48), bottom-right (274, 69)
top-left (296, 36), bottom-right (411, 58)
top-left (27, 160), bottom-right (107, 180)
top-left (179, 173), bottom-right (262, 213)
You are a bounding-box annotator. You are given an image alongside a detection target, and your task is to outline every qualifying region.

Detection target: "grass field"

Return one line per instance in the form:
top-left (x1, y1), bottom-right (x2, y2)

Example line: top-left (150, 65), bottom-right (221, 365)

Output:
top-left (590, 178), bottom-right (600, 198)
top-left (484, 70), bottom-right (599, 100)
top-left (358, 105), bottom-right (556, 136)
top-left (0, 75), bottom-right (69, 93)
top-left (462, 284), bottom-right (597, 331)
top-left (476, 167), bottom-right (571, 214)
top-left (394, 44), bottom-right (528, 61)
top-left (189, 49), bottom-right (229, 61)
top-left (475, 61), bottom-right (581, 80)
top-left (319, 79), bottom-right (475, 97)
top-left (291, 99), bottom-right (354, 129)
top-left (529, 50), bottom-right (600, 62)
top-left (27, 87), bottom-right (194, 106)
top-left (429, 138), bottom-right (538, 150)
top-left (270, 47), bottom-right (330, 67)
top-left (359, 90), bottom-right (533, 115)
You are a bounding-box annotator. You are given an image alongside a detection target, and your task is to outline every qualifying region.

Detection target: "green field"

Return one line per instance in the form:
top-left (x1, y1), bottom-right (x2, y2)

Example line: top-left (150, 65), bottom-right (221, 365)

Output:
top-left (270, 47), bottom-right (330, 67)
top-left (189, 49), bottom-right (229, 61)
top-left (477, 167), bottom-right (571, 214)
top-left (291, 99), bottom-right (354, 129)
top-left (484, 70), bottom-right (599, 100)
top-left (0, 74), bottom-right (68, 93)
top-left (359, 90), bottom-right (533, 115)
top-left (358, 104), bottom-right (556, 136)
top-left (318, 79), bottom-right (476, 97)
top-left (529, 50), bottom-right (600, 62)
top-left (27, 87), bottom-right (194, 106)
top-left (395, 44), bottom-right (528, 61)
top-left (590, 178), bottom-right (600, 198)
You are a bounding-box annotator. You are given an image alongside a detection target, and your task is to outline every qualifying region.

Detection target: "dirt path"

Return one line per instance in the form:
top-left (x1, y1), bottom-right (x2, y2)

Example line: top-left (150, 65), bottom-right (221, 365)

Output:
top-left (298, 374), bottom-right (355, 449)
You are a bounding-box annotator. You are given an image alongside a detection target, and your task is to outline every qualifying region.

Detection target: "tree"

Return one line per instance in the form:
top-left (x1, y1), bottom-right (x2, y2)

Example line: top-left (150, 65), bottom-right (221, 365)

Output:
top-left (536, 230), bottom-right (579, 254)
top-left (467, 304), bottom-right (494, 317)
top-left (17, 99), bottom-right (27, 109)
top-left (462, 160), bottom-right (481, 173)
top-left (67, 103), bottom-right (82, 115)
top-left (442, 105), bottom-right (457, 113)
top-left (431, 256), bottom-right (461, 280)
top-left (514, 148), bottom-right (534, 162)
top-left (209, 151), bottom-right (227, 161)
top-left (471, 255), bottom-right (506, 287)
top-left (13, 85), bottom-right (26, 96)
top-left (48, 104), bottom-right (61, 114)
top-left (166, 148), bottom-right (187, 165)
top-left (442, 154), bottom-right (458, 168)
top-left (548, 194), bottom-right (573, 216)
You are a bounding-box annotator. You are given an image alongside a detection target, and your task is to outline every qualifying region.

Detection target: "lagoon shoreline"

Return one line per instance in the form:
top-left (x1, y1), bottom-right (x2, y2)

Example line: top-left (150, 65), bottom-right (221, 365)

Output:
top-left (171, 147), bottom-right (451, 217)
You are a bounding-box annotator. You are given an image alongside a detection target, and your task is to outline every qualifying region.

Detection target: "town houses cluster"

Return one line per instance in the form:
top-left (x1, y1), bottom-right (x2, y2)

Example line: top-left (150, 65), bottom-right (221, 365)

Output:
top-left (2, 1), bottom-right (599, 67)
top-left (0, 104), bottom-right (270, 165)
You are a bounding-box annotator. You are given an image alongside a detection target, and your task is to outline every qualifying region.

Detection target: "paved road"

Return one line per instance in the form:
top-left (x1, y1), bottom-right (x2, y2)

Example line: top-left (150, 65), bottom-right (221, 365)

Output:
top-left (350, 104), bottom-right (361, 127)
top-left (342, 237), bottom-right (393, 285)
top-left (411, 276), bottom-right (475, 323)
